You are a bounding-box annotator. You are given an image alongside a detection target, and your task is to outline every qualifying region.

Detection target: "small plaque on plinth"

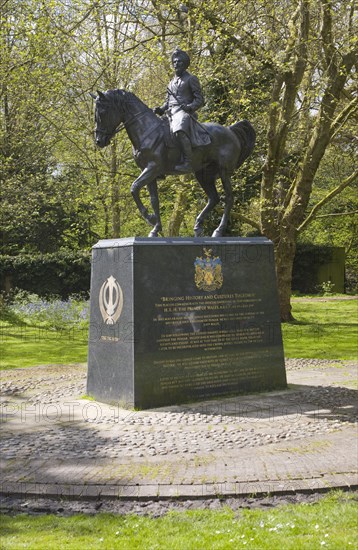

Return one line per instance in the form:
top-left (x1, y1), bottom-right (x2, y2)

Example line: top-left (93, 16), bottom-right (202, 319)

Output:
top-left (87, 237), bottom-right (286, 409)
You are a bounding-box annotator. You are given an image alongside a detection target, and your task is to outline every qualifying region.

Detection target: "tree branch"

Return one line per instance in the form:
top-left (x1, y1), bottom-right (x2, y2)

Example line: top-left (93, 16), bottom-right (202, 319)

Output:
top-left (40, 3), bottom-right (98, 37)
top-left (231, 212), bottom-right (261, 231)
top-left (285, 48), bottom-right (356, 229)
top-left (34, 107), bottom-right (97, 168)
top-left (298, 169), bottom-right (358, 232)
top-left (215, 208), bottom-right (261, 231)
top-left (314, 210), bottom-right (358, 218)
top-left (184, 0), bottom-right (272, 68)
top-left (262, 1), bottom-right (309, 232)
top-left (330, 96), bottom-right (358, 139)
top-left (321, 0), bottom-right (334, 67)
top-left (346, 227), bottom-right (356, 255)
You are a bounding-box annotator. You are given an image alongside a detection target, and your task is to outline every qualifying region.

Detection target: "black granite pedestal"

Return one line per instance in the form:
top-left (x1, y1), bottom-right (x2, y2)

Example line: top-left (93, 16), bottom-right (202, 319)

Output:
top-left (87, 237), bottom-right (286, 409)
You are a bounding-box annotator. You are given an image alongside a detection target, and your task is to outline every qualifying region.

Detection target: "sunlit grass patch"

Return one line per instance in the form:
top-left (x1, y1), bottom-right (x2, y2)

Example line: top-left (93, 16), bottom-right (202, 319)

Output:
top-left (0, 322), bottom-right (88, 369)
top-left (282, 299), bottom-right (357, 359)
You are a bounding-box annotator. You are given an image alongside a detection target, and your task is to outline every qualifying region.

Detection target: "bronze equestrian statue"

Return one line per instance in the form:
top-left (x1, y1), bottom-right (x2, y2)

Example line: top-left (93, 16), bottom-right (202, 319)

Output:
top-left (92, 49), bottom-right (255, 238)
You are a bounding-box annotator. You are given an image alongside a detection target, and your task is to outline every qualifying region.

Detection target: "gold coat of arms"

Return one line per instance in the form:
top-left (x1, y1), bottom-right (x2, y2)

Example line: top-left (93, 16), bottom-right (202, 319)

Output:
top-left (194, 248), bottom-right (223, 292)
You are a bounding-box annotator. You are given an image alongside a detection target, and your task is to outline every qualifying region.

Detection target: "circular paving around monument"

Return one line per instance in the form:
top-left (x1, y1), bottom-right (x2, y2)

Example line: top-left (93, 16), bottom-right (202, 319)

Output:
top-left (1, 359), bottom-right (357, 502)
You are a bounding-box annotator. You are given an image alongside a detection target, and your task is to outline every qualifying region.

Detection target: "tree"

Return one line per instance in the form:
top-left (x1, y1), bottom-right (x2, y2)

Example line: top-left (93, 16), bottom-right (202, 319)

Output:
top-left (261, 0), bottom-right (357, 319)
top-left (2, 0), bottom-right (356, 317)
top-left (298, 142), bottom-right (357, 292)
top-left (173, 0), bottom-right (357, 319)
top-left (0, 0), bottom-right (65, 253)
top-left (0, 0), bottom-right (147, 250)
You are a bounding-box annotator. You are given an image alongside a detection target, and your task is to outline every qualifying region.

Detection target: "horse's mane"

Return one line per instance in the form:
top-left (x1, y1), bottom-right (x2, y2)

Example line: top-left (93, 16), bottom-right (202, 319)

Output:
top-left (104, 89), bottom-right (152, 115)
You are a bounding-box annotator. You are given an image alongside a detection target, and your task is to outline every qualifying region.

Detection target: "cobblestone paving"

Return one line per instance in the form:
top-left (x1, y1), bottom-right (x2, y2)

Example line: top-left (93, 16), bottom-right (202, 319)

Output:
top-left (1, 359), bottom-right (356, 459)
top-left (1, 359), bottom-right (357, 499)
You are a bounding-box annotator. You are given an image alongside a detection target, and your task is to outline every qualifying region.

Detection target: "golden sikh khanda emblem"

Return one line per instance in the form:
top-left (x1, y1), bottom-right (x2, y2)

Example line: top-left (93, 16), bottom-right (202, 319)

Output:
top-left (194, 248), bottom-right (223, 292)
top-left (99, 275), bottom-right (123, 325)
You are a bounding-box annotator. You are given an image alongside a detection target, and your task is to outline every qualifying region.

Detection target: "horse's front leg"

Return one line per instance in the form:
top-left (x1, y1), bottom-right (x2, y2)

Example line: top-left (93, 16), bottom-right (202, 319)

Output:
top-left (131, 163), bottom-right (159, 231)
top-left (147, 180), bottom-right (162, 237)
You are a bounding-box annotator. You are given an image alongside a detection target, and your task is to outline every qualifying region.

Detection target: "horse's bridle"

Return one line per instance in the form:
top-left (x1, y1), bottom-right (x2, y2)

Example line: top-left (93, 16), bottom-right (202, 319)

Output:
top-left (95, 109), bottom-right (150, 140)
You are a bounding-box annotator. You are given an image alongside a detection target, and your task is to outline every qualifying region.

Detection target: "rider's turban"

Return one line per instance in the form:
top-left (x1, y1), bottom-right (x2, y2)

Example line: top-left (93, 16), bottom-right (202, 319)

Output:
top-left (171, 48), bottom-right (190, 69)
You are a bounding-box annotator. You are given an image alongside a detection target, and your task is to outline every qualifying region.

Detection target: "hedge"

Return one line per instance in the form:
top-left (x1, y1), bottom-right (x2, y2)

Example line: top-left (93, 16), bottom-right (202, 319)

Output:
top-left (1, 244), bottom-right (346, 299)
top-left (0, 251), bottom-right (91, 299)
top-left (292, 244), bottom-right (345, 293)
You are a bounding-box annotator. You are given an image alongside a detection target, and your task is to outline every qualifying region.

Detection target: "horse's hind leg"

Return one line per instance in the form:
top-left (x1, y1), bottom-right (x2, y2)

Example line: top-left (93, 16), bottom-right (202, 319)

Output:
top-left (193, 167), bottom-right (220, 237)
top-left (212, 169), bottom-right (233, 237)
top-left (147, 179), bottom-right (163, 237)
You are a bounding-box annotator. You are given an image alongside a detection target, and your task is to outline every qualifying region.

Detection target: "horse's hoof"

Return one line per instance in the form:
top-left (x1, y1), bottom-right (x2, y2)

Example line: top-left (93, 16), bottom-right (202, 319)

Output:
top-left (148, 226), bottom-right (162, 237)
top-left (212, 229), bottom-right (223, 238)
top-left (194, 226), bottom-right (203, 237)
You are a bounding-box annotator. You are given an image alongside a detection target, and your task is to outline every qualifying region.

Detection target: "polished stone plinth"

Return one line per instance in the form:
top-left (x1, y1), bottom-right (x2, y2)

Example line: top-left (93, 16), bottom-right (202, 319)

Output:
top-left (87, 237), bottom-right (286, 409)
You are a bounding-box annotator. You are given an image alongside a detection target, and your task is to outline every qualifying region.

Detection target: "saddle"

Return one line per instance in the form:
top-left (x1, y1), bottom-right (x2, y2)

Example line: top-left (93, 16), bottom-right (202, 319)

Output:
top-left (160, 116), bottom-right (211, 148)
top-left (161, 118), bottom-right (176, 148)
top-left (133, 116), bottom-right (210, 170)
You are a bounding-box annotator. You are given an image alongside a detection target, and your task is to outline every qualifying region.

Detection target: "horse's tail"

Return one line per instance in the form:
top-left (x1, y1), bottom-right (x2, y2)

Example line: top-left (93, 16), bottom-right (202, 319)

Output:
top-left (229, 120), bottom-right (256, 167)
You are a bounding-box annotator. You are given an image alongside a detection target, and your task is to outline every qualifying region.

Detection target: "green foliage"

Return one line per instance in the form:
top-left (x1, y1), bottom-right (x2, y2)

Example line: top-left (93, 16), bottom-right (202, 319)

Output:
top-left (319, 281), bottom-right (336, 296)
top-left (0, 492), bottom-right (357, 549)
top-left (298, 147), bottom-right (358, 293)
top-left (0, 0), bottom-right (356, 319)
top-left (0, 251), bottom-right (91, 298)
top-left (3, 289), bottom-right (89, 330)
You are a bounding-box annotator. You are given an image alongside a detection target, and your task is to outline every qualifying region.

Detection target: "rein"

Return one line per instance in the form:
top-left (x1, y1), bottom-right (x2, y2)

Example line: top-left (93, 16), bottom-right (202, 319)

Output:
top-left (120, 109), bottom-right (149, 134)
top-left (97, 108), bottom-right (150, 139)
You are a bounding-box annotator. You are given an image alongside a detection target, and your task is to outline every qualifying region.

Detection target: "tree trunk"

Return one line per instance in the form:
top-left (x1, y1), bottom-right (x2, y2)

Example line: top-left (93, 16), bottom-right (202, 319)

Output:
top-left (110, 142), bottom-right (121, 238)
top-left (275, 236), bottom-right (297, 322)
top-left (111, 189), bottom-right (121, 238)
top-left (166, 178), bottom-right (189, 236)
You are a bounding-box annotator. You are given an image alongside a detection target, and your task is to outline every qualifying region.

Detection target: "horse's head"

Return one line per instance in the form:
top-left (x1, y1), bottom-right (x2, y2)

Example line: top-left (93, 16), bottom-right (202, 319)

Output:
top-left (91, 90), bottom-right (122, 148)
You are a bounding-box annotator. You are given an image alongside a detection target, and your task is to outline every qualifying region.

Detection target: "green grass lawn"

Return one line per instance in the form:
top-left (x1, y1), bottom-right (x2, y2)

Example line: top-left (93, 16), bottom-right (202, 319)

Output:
top-left (0, 492), bottom-right (357, 549)
top-left (283, 298), bottom-right (358, 359)
top-left (0, 323), bottom-right (88, 369)
top-left (0, 298), bottom-right (357, 369)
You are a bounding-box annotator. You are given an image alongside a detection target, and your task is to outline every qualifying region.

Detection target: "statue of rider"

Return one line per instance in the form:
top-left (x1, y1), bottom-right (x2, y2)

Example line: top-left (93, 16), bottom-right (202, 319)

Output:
top-left (154, 48), bottom-right (208, 173)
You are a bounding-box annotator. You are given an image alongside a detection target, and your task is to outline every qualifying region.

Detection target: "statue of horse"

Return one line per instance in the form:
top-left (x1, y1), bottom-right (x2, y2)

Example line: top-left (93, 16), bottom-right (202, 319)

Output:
top-left (91, 89), bottom-right (255, 237)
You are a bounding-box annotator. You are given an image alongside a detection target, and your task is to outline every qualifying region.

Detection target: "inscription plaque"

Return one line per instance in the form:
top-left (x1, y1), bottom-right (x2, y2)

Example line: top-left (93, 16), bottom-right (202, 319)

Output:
top-left (87, 237), bottom-right (287, 409)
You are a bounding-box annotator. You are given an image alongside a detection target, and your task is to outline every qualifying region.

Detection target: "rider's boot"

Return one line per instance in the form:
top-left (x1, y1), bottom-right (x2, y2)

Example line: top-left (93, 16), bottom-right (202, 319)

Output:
top-left (174, 131), bottom-right (193, 173)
